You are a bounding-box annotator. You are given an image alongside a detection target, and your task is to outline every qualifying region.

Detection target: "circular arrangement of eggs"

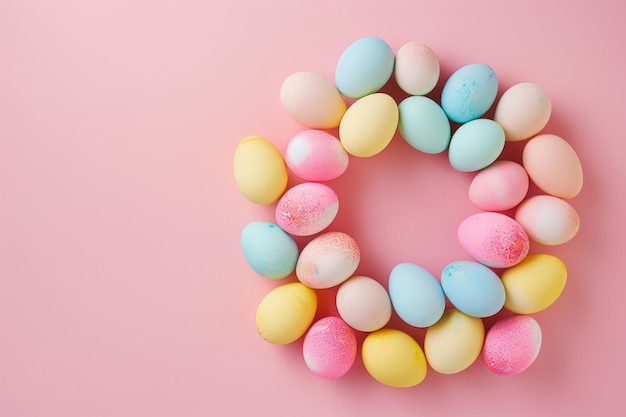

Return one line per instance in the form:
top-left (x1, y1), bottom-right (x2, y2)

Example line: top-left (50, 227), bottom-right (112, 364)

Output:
top-left (234, 37), bottom-right (583, 387)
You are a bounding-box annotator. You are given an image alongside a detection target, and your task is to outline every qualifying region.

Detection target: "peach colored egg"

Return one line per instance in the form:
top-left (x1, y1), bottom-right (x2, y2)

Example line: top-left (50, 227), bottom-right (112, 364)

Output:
top-left (280, 71), bottom-right (347, 129)
top-left (336, 276), bottom-right (392, 332)
top-left (394, 41), bottom-right (440, 95)
top-left (483, 315), bottom-right (542, 376)
top-left (284, 130), bottom-right (349, 181)
top-left (523, 134), bottom-right (583, 199)
top-left (494, 82), bottom-right (552, 142)
top-left (469, 160), bottom-right (529, 211)
top-left (275, 182), bottom-right (338, 236)
top-left (515, 195), bottom-right (580, 245)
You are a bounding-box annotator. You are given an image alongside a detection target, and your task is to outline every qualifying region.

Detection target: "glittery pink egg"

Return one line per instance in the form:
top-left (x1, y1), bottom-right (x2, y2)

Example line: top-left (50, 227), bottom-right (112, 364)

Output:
top-left (303, 316), bottom-right (357, 379)
top-left (285, 130), bottom-right (349, 181)
top-left (457, 212), bottom-right (529, 268)
top-left (483, 315), bottom-right (542, 376)
top-left (275, 182), bottom-right (339, 236)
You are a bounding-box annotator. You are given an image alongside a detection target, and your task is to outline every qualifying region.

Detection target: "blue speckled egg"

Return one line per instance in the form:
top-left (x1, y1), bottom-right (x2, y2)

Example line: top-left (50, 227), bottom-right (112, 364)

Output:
top-left (448, 118), bottom-right (505, 172)
top-left (398, 96), bottom-right (451, 154)
top-left (241, 221), bottom-right (299, 279)
top-left (441, 63), bottom-right (498, 123)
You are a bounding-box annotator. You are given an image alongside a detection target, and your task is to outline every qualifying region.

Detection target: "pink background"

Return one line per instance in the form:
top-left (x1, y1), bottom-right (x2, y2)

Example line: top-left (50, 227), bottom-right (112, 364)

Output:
top-left (2, 0), bottom-right (625, 416)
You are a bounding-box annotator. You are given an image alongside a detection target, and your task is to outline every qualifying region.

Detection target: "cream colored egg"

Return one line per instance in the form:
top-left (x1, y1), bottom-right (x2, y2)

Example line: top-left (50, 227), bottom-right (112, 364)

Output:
top-left (515, 195), bottom-right (580, 245)
top-left (494, 82), bottom-right (552, 142)
top-left (336, 276), bottom-right (392, 332)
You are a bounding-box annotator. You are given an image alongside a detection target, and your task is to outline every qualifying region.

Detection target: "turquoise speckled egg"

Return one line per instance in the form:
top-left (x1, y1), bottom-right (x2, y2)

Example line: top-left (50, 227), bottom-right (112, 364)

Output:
top-left (441, 63), bottom-right (498, 123)
top-left (448, 119), bottom-right (505, 172)
top-left (241, 221), bottom-right (299, 279)
top-left (398, 96), bottom-right (451, 154)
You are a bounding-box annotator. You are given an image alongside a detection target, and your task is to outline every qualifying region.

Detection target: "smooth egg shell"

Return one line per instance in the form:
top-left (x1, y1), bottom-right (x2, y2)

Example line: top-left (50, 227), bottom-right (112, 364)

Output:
top-left (285, 130), bottom-right (348, 181)
top-left (469, 160), bottom-right (529, 211)
top-left (483, 315), bottom-right (542, 376)
top-left (303, 317), bottom-right (357, 379)
top-left (394, 41), bottom-right (440, 95)
top-left (515, 195), bottom-right (580, 245)
top-left (494, 82), bottom-right (552, 142)
top-left (448, 119), bottom-right (505, 172)
top-left (275, 182), bottom-right (338, 236)
top-left (336, 276), bottom-right (392, 332)
top-left (241, 221), bottom-right (298, 279)
top-left (398, 96), bottom-right (451, 154)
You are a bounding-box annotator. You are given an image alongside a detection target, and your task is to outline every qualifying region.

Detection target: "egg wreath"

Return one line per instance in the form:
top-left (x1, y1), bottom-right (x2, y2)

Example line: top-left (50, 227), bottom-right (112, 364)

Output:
top-left (234, 37), bottom-right (582, 388)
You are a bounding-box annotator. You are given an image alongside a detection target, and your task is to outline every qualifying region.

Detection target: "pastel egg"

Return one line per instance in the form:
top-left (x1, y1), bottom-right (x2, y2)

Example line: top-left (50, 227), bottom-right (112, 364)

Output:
top-left (483, 315), bottom-right (542, 376)
top-left (448, 119), bottom-right (505, 172)
top-left (424, 309), bottom-right (485, 374)
top-left (296, 232), bottom-right (360, 289)
top-left (523, 134), bottom-right (583, 199)
top-left (280, 71), bottom-right (347, 129)
top-left (441, 63), bottom-right (498, 123)
top-left (398, 96), bottom-right (451, 154)
top-left (394, 41), bottom-right (440, 95)
top-left (388, 263), bottom-right (446, 328)
top-left (441, 261), bottom-right (505, 318)
top-left (240, 221), bottom-right (298, 279)
top-left (339, 92), bottom-right (399, 157)
top-left (502, 254), bottom-right (567, 314)
top-left (284, 130), bottom-right (349, 181)
top-left (458, 212), bottom-right (530, 268)
top-left (303, 317), bottom-right (357, 379)
top-left (233, 136), bottom-right (288, 204)
top-left (469, 160), bottom-right (530, 211)
top-left (275, 182), bottom-right (338, 236)
top-left (336, 276), bottom-right (392, 332)
top-left (494, 82), bottom-right (552, 142)
top-left (361, 329), bottom-right (428, 388)
top-left (256, 282), bottom-right (317, 345)
top-left (335, 36), bottom-right (395, 99)
top-left (515, 195), bottom-right (580, 245)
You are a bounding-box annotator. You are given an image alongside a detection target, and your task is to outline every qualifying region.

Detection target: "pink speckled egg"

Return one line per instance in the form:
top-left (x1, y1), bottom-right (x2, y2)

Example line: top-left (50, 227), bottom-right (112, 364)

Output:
top-left (394, 41), bottom-right (440, 95)
top-left (303, 316), bottom-right (357, 379)
top-left (275, 182), bottom-right (338, 236)
top-left (285, 130), bottom-right (349, 181)
top-left (515, 195), bottom-right (580, 245)
top-left (483, 315), bottom-right (542, 376)
top-left (296, 232), bottom-right (360, 289)
top-left (494, 82), bottom-right (552, 142)
top-left (336, 276), bottom-right (392, 332)
top-left (458, 212), bottom-right (530, 268)
top-left (469, 161), bottom-right (529, 211)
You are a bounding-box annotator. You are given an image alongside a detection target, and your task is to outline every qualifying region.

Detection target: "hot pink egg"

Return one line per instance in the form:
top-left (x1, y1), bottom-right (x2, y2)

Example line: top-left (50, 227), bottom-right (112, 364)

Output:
top-left (275, 182), bottom-right (338, 236)
top-left (285, 130), bottom-right (349, 181)
top-left (303, 316), bottom-right (357, 379)
top-left (483, 315), bottom-right (542, 376)
top-left (469, 161), bottom-right (529, 211)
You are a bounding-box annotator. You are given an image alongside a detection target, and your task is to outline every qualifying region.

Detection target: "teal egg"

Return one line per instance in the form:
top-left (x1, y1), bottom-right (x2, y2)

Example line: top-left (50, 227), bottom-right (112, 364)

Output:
top-left (448, 119), bottom-right (505, 172)
top-left (441, 63), bottom-right (498, 123)
top-left (241, 221), bottom-right (299, 279)
top-left (398, 96), bottom-right (451, 154)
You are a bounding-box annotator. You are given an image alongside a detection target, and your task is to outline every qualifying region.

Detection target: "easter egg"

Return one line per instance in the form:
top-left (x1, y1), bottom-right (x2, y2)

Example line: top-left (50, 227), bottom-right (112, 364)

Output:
top-left (388, 263), bottom-right (446, 328)
top-left (361, 329), bottom-right (428, 388)
top-left (483, 315), bottom-right (542, 376)
top-left (335, 36), bottom-right (395, 98)
top-left (336, 276), bottom-right (392, 332)
top-left (494, 82), bottom-right (552, 142)
top-left (394, 41), bottom-right (440, 95)
top-left (284, 130), bottom-right (349, 181)
top-left (240, 221), bottom-right (298, 279)
top-left (339, 92), bottom-right (399, 157)
top-left (303, 317), bottom-right (357, 379)
top-left (398, 96), bottom-right (451, 154)
top-left (280, 71), bottom-right (347, 129)
top-left (468, 160), bottom-right (529, 211)
top-left (424, 309), bottom-right (485, 374)
top-left (256, 282), bottom-right (317, 345)
top-left (441, 261), bottom-right (505, 318)
top-left (275, 182), bottom-right (338, 236)
top-left (502, 254), bottom-right (567, 314)
top-left (296, 232), bottom-right (360, 289)
top-left (233, 136), bottom-right (288, 204)
top-left (441, 63), bottom-right (498, 123)
top-left (515, 195), bottom-right (580, 245)
top-left (448, 119), bottom-right (505, 172)
top-left (522, 133), bottom-right (583, 199)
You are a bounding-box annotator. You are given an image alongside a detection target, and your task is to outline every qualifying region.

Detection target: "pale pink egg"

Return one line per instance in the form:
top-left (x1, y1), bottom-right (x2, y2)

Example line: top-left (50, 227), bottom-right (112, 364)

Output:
top-left (469, 161), bottom-right (529, 211)
top-left (285, 130), bottom-right (349, 181)
top-left (483, 315), bottom-right (542, 376)
top-left (458, 212), bottom-right (529, 268)
top-left (394, 41), bottom-right (440, 95)
top-left (515, 195), bottom-right (580, 245)
top-left (494, 82), bottom-right (552, 142)
top-left (336, 276), bottom-right (392, 332)
top-left (303, 317), bottom-right (357, 379)
top-left (275, 182), bottom-right (338, 236)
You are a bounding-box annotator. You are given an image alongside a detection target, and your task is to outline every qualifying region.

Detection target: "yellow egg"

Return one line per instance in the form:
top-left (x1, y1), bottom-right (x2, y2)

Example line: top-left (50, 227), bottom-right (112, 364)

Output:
top-left (424, 309), bottom-right (484, 374)
top-left (339, 93), bottom-right (398, 157)
top-left (233, 136), bottom-right (288, 204)
top-left (361, 328), bottom-right (427, 387)
top-left (255, 282), bottom-right (317, 345)
top-left (502, 254), bottom-right (567, 314)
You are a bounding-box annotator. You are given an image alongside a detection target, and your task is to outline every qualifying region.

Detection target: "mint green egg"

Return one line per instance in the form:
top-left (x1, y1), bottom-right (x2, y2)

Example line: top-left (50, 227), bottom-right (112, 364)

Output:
top-left (398, 96), bottom-right (451, 154)
top-left (448, 119), bottom-right (505, 172)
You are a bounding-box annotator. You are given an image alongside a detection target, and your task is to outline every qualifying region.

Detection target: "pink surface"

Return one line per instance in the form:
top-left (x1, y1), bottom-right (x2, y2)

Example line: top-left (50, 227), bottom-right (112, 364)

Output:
top-left (1, 1), bottom-right (625, 416)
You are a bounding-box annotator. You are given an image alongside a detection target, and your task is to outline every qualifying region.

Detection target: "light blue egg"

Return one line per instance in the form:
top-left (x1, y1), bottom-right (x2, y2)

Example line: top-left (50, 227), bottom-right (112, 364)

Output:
top-left (398, 96), bottom-right (451, 154)
top-left (441, 63), bottom-right (498, 123)
top-left (388, 263), bottom-right (446, 327)
top-left (448, 118), bottom-right (505, 172)
top-left (241, 221), bottom-right (298, 279)
top-left (335, 37), bottom-right (394, 99)
top-left (441, 261), bottom-right (505, 318)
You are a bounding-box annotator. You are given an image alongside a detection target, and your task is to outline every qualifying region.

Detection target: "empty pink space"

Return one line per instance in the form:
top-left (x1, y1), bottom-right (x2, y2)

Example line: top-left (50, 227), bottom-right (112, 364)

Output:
top-left (1, 1), bottom-right (625, 416)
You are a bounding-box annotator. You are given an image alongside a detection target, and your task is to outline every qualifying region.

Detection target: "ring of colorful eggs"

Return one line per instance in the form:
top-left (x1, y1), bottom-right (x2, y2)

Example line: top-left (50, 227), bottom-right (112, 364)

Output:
top-left (234, 37), bottom-right (582, 387)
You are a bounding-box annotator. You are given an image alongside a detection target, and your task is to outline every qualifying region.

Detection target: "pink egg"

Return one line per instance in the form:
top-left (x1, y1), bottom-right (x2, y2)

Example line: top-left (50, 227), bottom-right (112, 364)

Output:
top-left (275, 182), bottom-right (338, 236)
top-left (285, 130), bottom-right (349, 181)
top-left (494, 82), bottom-right (552, 142)
top-left (469, 161), bottom-right (529, 211)
top-left (483, 315), bottom-right (542, 376)
top-left (458, 212), bottom-right (529, 268)
top-left (336, 276), bottom-right (392, 332)
top-left (296, 232), bottom-right (360, 289)
top-left (523, 134), bottom-right (583, 199)
top-left (515, 195), bottom-right (580, 245)
top-left (303, 317), bottom-right (357, 379)
top-left (394, 41), bottom-right (440, 95)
